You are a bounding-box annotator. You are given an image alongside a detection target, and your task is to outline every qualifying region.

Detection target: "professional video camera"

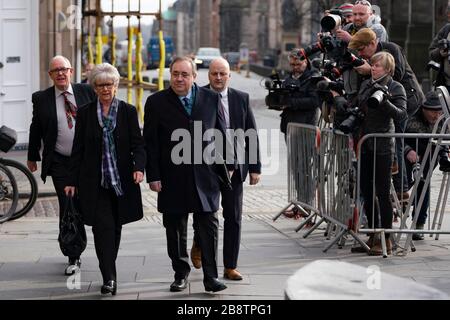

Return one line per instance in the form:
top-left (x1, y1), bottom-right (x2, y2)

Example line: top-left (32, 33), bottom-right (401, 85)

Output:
top-left (264, 73), bottom-right (299, 110)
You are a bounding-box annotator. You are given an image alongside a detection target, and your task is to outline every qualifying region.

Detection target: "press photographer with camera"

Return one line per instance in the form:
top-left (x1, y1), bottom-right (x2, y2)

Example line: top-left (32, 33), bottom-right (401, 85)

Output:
top-left (347, 51), bottom-right (407, 255)
top-left (429, 23), bottom-right (450, 89)
top-left (336, 0), bottom-right (388, 43)
top-left (403, 91), bottom-right (450, 240)
top-left (266, 48), bottom-right (320, 139)
top-left (349, 28), bottom-right (425, 200)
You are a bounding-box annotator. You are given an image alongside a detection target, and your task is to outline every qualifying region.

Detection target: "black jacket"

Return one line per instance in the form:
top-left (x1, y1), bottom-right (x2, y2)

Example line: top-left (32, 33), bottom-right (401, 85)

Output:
top-left (144, 84), bottom-right (222, 213)
top-left (429, 23), bottom-right (450, 87)
top-left (204, 85), bottom-right (261, 181)
top-left (377, 42), bottom-right (425, 116)
top-left (67, 99), bottom-right (146, 226)
top-left (27, 83), bottom-right (96, 182)
top-left (357, 76), bottom-right (407, 154)
top-left (280, 69), bottom-right (321, 133)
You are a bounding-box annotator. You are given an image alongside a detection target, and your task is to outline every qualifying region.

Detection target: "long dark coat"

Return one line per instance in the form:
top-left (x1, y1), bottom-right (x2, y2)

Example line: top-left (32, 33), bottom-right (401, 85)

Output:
top-left (68, 99), bottom-right (146, 226)
top-left (144, 84), bottom-right (222, 213)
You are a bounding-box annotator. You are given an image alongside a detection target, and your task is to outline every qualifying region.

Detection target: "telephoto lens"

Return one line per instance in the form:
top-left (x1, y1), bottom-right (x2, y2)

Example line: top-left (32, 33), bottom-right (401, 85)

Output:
top-left (367, 90), bottom-right (386, 108)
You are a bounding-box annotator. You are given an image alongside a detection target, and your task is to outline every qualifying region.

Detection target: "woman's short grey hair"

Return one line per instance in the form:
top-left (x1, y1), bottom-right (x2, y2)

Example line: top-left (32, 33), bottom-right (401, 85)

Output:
top-left (89, 63), bottom-right (120, 88)
top-left (370, 51), bottom-right (395, 76)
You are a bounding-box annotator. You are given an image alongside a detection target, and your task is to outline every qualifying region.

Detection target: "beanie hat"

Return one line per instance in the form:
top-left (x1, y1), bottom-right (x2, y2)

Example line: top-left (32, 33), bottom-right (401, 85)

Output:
top-left (339, 3), bottom-right (354, 16)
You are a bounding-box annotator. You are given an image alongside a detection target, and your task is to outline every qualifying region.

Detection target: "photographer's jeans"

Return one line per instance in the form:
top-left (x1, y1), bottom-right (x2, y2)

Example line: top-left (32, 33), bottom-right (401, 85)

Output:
top-left (393, 118), bottom-right (409, 193)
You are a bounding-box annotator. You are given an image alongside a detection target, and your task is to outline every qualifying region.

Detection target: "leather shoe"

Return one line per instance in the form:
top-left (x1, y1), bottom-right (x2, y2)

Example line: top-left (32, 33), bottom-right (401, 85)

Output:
top-left (64, 258), bottom-right (81, 275)
top-left (190, 241), bottom-right (202, 269)
top-left (204, 278), bottom-right (227, 292)
top-left (224, 268), bottom-right (243, 280)
top-left (101, 280), bottom-right (117, 296)
top-left (170, 278), bottom-right (188, 292)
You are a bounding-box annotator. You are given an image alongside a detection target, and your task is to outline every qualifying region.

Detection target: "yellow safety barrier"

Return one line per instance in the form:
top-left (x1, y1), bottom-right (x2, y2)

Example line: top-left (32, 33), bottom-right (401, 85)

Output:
top-left (111, 33), bottom-right (117, 67)
top-left (127, 26), bottom-right (133, 104)
top-left (135, 31), bottom-right (144, 122)
top-left (95, 27), bottom-right (103, 65)
top-left (87, 34), bottom-right (94, 65)
top-left (158, 30), bottom-right (166, 91)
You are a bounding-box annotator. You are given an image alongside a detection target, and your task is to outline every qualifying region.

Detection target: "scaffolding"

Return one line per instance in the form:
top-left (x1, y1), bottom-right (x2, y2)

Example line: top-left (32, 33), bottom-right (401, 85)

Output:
top-left (81, 0), bottom-right (167, 122)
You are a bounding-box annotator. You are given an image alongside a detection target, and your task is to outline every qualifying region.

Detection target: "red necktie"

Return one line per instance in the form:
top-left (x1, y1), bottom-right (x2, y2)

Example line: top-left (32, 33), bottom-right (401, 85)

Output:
top-left (62, 91), bottom-right (77, 129)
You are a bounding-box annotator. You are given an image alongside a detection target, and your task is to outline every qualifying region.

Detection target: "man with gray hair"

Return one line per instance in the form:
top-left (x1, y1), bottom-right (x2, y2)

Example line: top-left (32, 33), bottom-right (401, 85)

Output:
top-left (27, 56), bottom-right (95, 275)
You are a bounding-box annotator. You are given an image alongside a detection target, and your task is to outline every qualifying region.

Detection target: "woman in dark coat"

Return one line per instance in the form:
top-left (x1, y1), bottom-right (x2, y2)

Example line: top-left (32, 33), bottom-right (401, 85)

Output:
top-left (65, 63), bottom-right (146, 295)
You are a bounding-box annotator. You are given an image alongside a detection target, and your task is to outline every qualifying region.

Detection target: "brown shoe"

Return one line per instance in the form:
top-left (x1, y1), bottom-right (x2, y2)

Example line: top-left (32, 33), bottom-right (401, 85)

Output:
top-left (190, 241), bottom-right (202, 269)
top-left (396, 191), bottom-right (409, 202)
top-left (369, 238), bottom-right (392, 256)
top-left (224, 268), bottom-right (243, 281)
top-left (351, 234), bottom-right (375, 253)
top-left (391, 161), bottom-right (399, 175)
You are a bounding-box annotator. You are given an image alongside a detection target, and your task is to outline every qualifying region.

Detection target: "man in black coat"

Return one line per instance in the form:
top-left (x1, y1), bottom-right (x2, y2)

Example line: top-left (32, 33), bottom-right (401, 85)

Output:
top-left (144, 56), bottom-right (227, 293)
top-left (190, 58), bottom-right (261, 281)
top-left (27, 56), bottom-right (95, 275)
top-left (279, 49), bottom-right (321, 137)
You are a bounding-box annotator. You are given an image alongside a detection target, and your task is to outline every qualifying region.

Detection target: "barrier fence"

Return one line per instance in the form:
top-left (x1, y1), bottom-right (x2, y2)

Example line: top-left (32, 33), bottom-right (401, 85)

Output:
top-left (274, 86), bottom-right (450, 257)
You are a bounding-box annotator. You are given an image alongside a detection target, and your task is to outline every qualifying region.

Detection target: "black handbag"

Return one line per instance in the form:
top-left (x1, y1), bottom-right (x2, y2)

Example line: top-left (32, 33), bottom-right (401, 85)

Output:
top-left (0, 126), bottom-right (17, 153)
top-left (58, 196), bottom-right (87, 257)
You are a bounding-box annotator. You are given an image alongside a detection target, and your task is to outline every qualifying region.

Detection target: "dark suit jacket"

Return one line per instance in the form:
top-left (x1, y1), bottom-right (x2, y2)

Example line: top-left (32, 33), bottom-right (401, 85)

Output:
top-left (144, 84), bottom-right (222, 213)
top-left (67, 100), bottom-right (146, 226)
top-left (205, 85), bottom-right (261, 182)
top-left (27, 83), bottom-right (96, 182)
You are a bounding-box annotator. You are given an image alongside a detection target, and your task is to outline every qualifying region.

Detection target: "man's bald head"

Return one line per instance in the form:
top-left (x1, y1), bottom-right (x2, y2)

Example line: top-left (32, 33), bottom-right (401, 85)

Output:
top-left (208, 58), bottom-right (231, 92)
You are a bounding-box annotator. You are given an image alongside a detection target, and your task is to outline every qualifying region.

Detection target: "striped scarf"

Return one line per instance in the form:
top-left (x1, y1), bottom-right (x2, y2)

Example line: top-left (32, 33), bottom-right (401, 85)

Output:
top-left (97, 98), bottom-right (123, 196)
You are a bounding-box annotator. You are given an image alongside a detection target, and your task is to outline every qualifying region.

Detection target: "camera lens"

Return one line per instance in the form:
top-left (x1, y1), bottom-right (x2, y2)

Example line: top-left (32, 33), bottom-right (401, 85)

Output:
top-left (367, 90), bottom-right (385, 108)
top-left (321, 14), bottom-right (341, 32)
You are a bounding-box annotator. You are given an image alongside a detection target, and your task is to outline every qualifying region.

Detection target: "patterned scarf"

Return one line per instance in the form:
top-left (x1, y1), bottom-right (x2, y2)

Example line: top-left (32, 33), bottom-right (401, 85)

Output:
top-left (97, 98), bottom-right (123, 196)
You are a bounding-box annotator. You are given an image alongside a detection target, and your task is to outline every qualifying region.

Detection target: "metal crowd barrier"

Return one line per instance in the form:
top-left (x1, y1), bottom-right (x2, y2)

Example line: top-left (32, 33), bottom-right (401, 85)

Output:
top-left (273, 123), bottom-right (320, 221)
top-left (356, 131), bottom-right (450, 257)
top-left (274, 87), bottom-right (450, 256)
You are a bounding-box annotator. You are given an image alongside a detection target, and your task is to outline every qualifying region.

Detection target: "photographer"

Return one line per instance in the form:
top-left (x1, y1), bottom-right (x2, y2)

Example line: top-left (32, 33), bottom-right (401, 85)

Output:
top-left (429, 23), bottom-right (450, 89)
top-left (350, 52), bottom-right (407, 255)
top-left (349, 28), bottom-right (425, 200)
top-left (404, 91), bottom-right (450, 240)
top-left (279, 48), bottom-right (321, 138)
top-left (336, 0), bottom-right (388, 43)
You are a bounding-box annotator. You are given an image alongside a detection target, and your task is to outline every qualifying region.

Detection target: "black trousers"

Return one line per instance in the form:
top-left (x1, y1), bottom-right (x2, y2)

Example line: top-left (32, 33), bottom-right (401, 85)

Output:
top-left (92, 187), bottom-right (122, 283)
top-left (360, 152), bottom-right (393, 232)
top-left (163, 211), bottom-right (219, 281)
top-left (48, 152), bottom-right (79, 261)
top-left (193, 170), bottom-right (244, 269)
top-left (220, 170), bottom-right (243, 269)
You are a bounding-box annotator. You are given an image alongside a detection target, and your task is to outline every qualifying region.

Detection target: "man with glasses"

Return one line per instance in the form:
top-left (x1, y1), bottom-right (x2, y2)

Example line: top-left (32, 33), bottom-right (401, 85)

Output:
top-left (336, 0), bottom-right (388, 43)
top-left (144, 56), bottom-right (227, 293)
top-left (27, 56), bottom-right (95, 275)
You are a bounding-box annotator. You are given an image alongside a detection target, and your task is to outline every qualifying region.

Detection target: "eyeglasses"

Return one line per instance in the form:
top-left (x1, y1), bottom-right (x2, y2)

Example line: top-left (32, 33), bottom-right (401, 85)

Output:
top-left (171, 72), bottom-right (192, 79)
top-left (49, 67), bottom-right (71, 74)
top-left (95, 83), bottom-right (115, 90)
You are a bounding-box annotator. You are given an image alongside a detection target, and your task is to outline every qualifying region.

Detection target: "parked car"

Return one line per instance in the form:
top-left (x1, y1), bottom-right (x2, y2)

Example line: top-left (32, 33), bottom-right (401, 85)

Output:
top-left (194, 47), bottom-right (222, 68)
top-left (223, 51), bottom-right (240, 70)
